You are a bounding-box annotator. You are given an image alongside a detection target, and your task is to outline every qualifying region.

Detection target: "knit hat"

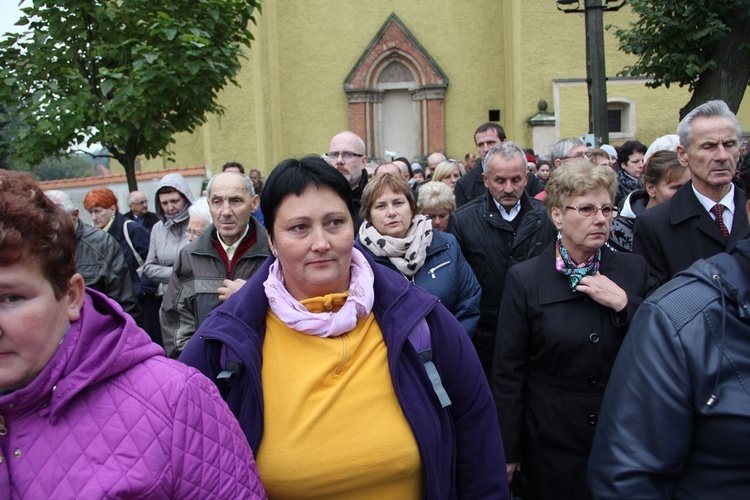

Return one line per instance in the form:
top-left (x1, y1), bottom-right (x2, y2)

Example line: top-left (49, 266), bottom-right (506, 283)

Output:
top-left (644, 134), bottom-right (680, 163)
top-left (600, 144), bottom-right (617, 158)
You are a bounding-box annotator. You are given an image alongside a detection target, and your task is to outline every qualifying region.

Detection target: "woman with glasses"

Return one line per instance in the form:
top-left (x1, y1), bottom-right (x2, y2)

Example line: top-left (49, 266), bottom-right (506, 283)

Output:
top-left (491, 159), bottom-right (657, 499)
top-left (186, 197), bottom-right (212, 242)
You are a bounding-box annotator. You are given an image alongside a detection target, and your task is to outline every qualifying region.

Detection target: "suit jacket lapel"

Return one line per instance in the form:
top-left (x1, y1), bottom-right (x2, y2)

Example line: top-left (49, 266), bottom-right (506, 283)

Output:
top-left (729, 187), bottom-right (750, 247)
top-left (670, 182), bottom-right (730, 246)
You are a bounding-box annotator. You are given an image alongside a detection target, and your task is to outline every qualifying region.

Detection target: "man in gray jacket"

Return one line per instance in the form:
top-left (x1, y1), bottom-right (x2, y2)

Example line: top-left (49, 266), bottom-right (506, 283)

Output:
top-left (160, 172), bottom-right (269, 357)
top-left (46, 190), bottom-right (140, 321)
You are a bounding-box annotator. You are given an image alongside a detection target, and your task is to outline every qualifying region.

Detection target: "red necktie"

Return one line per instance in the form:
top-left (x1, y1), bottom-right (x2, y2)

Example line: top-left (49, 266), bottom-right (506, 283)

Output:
top-left (710, 204), bottom-right (730, 239)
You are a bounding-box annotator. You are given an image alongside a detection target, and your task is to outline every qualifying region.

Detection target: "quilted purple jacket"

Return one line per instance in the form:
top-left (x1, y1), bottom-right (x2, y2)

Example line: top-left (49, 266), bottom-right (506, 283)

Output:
top-left (0, 289), bottom-right (266, 499)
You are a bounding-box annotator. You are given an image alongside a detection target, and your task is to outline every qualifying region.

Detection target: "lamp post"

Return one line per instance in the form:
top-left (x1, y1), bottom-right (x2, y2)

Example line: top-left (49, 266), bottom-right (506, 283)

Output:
top-left (557, 0), bottom-right (627, 146)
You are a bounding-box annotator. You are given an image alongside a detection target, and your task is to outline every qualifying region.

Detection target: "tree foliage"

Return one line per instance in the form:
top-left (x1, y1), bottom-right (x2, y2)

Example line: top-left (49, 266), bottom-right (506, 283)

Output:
top-left (611, 0), bottom-right (750, 119)
top-left (0, 0), bottom-right (261, 190)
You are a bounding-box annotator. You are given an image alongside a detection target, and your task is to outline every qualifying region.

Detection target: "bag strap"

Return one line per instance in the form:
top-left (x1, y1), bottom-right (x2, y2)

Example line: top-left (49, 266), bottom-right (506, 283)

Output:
top-left (122, 220), bottom-right (144, 267)
top-left (408, 319), bottom-right (452, 408)
top-left (218, 343), bottom-right (241, 387)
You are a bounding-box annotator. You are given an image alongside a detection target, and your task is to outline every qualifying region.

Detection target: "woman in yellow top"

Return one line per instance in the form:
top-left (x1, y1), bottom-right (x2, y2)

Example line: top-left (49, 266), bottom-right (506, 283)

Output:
top-left (181, 155), bottom-right (509, 499)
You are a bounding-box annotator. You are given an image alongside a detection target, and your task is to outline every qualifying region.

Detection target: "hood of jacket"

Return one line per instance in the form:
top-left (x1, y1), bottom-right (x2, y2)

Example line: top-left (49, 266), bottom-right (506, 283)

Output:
top-left (154, 173), bottom-right (196, 223)
top-left (0, 289), bottom-right (163, 421)
top-left (619, 189), bottom-right (650, 219)
top-left (677, 238), bottom-right (750, 308)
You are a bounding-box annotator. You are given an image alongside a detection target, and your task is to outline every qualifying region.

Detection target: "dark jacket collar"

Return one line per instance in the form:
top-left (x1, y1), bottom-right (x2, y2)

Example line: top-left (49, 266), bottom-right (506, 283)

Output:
top-left (669, 180), bottom-right (749, 247)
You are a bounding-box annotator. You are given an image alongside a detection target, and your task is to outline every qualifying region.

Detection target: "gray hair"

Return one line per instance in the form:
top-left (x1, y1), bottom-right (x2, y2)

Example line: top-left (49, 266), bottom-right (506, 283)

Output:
top-left (677, 100), bottom-right (742, 151)
top-left (45, 190), bottom-right (76, 215)
top-left (550, 137), bottom-right (587, 165)
top-left (205, 172), bottom-right (255, 198)
top-left (188, 197), bottom-right (212, 222)
top-left (417, 181), bottom-right (456, 213)
top-left (126, 191), bottom-right (142, 205)
top-left (483, 141), bottom-right (527, 174)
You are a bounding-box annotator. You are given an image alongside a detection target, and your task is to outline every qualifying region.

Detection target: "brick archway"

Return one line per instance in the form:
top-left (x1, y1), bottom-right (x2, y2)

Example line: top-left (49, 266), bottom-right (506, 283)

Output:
top-left (344, 14), bottom-right (448, 161)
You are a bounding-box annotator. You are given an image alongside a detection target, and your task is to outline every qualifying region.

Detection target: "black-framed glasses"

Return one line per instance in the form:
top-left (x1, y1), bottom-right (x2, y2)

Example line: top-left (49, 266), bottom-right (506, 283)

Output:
top-left (565, 203), bottom-right (618, 218)
top-left (327, 151), bottom-right (364, 160)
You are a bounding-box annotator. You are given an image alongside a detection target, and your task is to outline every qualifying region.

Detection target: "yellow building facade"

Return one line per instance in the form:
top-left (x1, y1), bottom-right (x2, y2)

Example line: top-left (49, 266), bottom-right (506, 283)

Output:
top-left (135, 0), bottom-right (750, 176)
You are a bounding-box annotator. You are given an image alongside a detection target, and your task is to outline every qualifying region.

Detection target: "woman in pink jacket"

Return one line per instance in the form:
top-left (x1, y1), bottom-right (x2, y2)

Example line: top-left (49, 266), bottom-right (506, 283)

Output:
top-left (0, 170), bottom-right (266, 499)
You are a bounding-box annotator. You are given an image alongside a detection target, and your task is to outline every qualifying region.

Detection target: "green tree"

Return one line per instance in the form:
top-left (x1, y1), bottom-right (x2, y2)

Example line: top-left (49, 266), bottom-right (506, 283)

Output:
top-left (612, 0), bottom-right (750, 119)
top-left (0, 103), bottom-right (11, 170)
top-left (28, 154), bottom-right (97, 181)
top-left (0, 0), bottom-right (261, 191)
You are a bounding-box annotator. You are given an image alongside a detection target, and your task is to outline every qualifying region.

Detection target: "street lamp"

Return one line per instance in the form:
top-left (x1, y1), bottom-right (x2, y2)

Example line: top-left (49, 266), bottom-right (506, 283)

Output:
top-left (556, 0), bottom-right (627, 146)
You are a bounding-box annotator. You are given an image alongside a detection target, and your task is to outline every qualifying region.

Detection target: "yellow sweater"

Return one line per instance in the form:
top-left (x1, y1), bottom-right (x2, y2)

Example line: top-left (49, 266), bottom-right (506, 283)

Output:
top-left (256, 293), bottom-right (423, 499)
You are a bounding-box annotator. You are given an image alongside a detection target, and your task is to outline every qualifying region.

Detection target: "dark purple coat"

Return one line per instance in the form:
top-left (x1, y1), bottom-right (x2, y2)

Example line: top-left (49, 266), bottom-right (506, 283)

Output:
top-left (180, 251), bottom-right (509, 499)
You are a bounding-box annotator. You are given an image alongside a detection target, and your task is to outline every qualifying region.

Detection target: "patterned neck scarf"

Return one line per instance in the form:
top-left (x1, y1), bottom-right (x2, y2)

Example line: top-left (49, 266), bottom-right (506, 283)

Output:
top-left (555, 235), bottom-right (601, 291)
top-left (358, 214), bottom-right (433, 278)
top-left (618, 169), bottom-right (640, 194)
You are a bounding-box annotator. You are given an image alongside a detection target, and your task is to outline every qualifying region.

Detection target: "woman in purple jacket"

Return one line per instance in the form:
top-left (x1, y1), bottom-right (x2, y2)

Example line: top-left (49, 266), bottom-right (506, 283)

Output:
top-left (0, 170), bottom-right (265, 499)
top-left (181, 156), bottom-right (509, 499)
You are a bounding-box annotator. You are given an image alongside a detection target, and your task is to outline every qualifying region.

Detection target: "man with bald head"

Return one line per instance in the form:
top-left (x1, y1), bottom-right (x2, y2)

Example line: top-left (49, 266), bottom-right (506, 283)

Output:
top-left (427, 152), bottom-right (446, 172)
top-left (374, 162), bottom-right (403, 177)
top-left (161, 171), bottom-right (269, 357)
top-left (327, 131), bottom-right (369, 229)
top-left (124, 190), bottom-right (159, 230)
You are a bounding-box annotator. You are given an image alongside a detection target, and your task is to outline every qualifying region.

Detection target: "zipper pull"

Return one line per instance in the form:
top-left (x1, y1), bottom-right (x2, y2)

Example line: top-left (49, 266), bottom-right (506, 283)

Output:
top-left (0, 415), bottom-right (7, 436)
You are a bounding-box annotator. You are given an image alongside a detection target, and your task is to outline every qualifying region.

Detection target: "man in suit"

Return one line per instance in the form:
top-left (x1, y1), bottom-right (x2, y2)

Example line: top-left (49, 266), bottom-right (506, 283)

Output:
top-left (633, 100), bottom-right (749, 285)
top-left (124, 191), bottom-right (159, 230)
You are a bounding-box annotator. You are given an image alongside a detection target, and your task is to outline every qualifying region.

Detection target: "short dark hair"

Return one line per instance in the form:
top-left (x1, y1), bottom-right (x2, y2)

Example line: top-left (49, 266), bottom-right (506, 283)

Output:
top-left (222, 161), bottom-right (245, 174)
top-left (260, 155), bottom-right (356, 239)
top-left (0, 170), bottom-right (77, 299)
top-left (617, 141), bottom-right (647, 166)
top-left (474, 123), bottom-right (507, 142)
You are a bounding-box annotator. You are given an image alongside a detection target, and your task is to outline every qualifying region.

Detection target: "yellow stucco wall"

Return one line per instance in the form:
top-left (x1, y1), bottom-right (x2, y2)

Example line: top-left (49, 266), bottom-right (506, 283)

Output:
top-left (138, 0), bottom-right (750, 176)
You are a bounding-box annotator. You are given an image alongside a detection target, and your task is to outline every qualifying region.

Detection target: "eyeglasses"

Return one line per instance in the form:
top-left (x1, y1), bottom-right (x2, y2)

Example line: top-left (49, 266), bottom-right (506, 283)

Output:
top-left (185, 229), bottom-right (204, 238)
top-left (327, 151), bottom-right (364, 160)
top-left (565, 203), bottom-right (618, 218)
top-left (562, 151), bottom-right (590, 161)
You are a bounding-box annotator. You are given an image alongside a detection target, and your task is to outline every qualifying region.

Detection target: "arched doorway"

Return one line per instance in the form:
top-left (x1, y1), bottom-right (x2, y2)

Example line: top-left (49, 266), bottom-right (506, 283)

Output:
top-left (344, 14), bottom-right (448, 162)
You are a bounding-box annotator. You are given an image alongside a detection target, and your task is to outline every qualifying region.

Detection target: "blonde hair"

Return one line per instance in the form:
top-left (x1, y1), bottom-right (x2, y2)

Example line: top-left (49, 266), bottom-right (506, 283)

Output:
top-left (432, 160), bottom-right (461, 183)
top-left (418, 181), bottom-right (456, 213)
top-left (544, 158), bottom-right (617, 215)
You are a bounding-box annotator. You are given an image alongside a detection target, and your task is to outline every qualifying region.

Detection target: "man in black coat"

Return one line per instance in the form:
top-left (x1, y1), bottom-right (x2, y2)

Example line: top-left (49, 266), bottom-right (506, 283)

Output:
top-left (124, 190), bottom-right (159, 230)
top-left (633, 100), bottom-right (749, 285)
top-left (448, 141), bottom-right (556, 378)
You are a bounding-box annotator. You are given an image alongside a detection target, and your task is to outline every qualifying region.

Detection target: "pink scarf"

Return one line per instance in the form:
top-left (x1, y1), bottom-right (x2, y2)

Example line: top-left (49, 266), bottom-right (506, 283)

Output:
top-left (263, 248), bottom-right (375, 337)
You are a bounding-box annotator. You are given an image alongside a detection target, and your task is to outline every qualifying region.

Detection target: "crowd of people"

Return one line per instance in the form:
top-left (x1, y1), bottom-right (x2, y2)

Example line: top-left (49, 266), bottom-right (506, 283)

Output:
top-left (2, 98), bottom-right (750, 498)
